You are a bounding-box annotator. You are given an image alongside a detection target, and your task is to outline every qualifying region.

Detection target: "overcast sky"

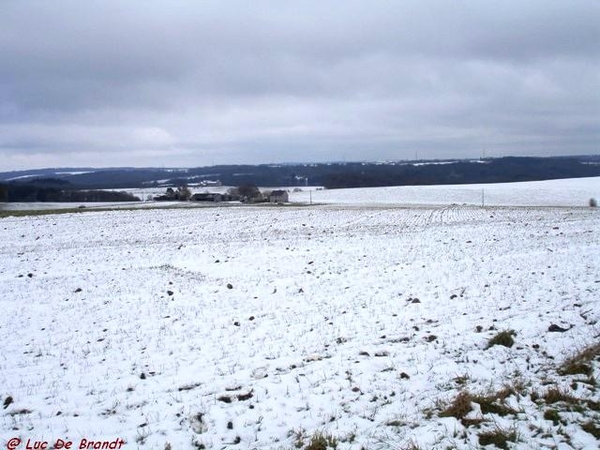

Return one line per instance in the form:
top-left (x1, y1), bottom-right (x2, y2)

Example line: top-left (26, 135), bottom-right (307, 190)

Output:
top-left (0, 0), bottom-right (598, 170)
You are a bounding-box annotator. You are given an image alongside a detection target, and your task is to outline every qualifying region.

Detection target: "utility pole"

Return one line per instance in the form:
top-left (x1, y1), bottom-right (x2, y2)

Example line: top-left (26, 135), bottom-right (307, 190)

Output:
top-left (309, 190), bottom-right (312, 206)
top-left (481, 188), bottom-right (485, 208)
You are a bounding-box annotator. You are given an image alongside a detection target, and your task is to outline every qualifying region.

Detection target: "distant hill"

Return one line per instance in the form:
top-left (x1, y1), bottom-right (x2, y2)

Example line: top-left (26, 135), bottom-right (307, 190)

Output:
top-left (318, 156), bottom-right (600, 189)
top-left (0, 183), bottom-right (140, 202)
top-left (1, 156), bottom-right (599, 190)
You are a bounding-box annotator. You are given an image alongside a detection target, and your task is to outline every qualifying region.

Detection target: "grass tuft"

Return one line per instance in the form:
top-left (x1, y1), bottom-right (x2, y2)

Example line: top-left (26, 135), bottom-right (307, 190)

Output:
top-left (439, 391), bottom-right (472, 420)
top-left (543, 409), bottom-right (561, 425)
top-left (472, 392), bottom-right (518, 417)
top-left (293, 430), bottom-right (338, 450)
top-left (305, 432), bottom-right (338, 450)
top-left (439, 385), bottom-right (520, 426)
top-left (543, 387), bottom-right (579, 405)
top-left (486, 330), bottom-right (516, 349)
top-left (558, 342), bottom-right (600, 376)
top-left (581, 421), bottom-right (600, 438)
top-left (478, 426), bottom-right (518, 449)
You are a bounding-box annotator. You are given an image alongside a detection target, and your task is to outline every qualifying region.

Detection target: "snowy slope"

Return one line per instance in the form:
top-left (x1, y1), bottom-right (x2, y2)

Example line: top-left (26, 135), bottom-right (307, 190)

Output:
top-left (1, 203), bottom-right (599, 449)
top-left (290, 177), bottom-right (600, 207)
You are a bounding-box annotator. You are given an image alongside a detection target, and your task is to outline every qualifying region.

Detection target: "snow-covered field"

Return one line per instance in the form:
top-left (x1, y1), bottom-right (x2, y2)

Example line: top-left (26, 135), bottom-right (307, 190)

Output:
top-left (0, 201), bottom-right (153, 211)
top-left (1, 183), bottom-right (599, 449)
top-left (1, 176), bottom-right (597, 211)
top-left (289, 177), bottom-right (600, 207)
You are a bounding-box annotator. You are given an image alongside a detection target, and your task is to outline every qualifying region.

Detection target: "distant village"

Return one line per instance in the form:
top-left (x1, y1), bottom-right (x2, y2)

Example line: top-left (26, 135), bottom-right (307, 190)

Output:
top-left (153, 184), bottom-right (290, 204)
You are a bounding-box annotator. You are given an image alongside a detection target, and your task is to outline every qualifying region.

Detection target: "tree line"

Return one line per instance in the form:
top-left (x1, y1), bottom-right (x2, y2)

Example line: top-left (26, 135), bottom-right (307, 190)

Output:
top-left (0, 183), bottom-right (140, 202)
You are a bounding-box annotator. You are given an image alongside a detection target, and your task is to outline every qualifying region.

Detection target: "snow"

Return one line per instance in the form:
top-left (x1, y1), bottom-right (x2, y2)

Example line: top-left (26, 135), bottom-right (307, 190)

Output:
top-left (1, 179), bottom-right (599, 449)
top-left (54, 171), bottom-right (94, 176)
top-left (4, 171), bottom-right (93, 181)
top-left (4, 175), bottom-right (38, 181)
top-left (0, 202), bottom-right (153, 211)
top-left (290, 177), bottom-right (600, 207)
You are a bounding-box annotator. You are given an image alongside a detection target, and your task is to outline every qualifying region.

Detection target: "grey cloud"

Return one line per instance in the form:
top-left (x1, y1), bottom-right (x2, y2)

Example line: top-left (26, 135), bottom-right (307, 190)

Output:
top-left (0, 0), bottom-right (598, 169)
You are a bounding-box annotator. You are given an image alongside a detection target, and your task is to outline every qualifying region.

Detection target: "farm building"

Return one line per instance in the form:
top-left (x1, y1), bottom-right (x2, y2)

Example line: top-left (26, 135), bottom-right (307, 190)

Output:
top-left (190, 193), bottom-right (222, 202)
top-left (269, 190), bottom-right (289, 203)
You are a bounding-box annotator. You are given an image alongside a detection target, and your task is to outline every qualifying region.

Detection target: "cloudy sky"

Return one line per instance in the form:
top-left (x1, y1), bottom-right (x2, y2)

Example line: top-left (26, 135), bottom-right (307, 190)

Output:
top-left (1, 0), bottom-right (598, 170)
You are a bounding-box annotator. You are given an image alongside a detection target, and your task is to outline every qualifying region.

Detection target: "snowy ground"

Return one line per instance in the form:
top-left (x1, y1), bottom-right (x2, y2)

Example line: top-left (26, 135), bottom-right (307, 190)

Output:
top-left (2, 176), bottom-right (597, 211)
top-left (289, 177), bottom-right (600, 207)
top-left (1, 184), bottom-right (599, 449)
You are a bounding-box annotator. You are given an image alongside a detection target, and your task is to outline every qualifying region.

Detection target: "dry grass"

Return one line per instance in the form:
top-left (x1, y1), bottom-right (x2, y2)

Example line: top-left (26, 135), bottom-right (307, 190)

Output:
top-left (439, 386), bottom-right (519, 426)
top-left (472, 392), bottom-right (518, 417)
top-left (478, 426), bottom-right (518, 449)
top-left (581, 421), bottom-right (600, 438)
top-left (439, 391), bottom-right (473, 420)
top-left (543, 408), bottom-right (561, 425)
top-left (431, 340), bottom-right (598, 446)
top-left (486, 330), bottom-right (516, 349)
top-left (543, 387), bottom-right (581, 405)
top-left (558, 342), bottom-right (600, 376)
top-left (293, 430), bottom-right (338, 450)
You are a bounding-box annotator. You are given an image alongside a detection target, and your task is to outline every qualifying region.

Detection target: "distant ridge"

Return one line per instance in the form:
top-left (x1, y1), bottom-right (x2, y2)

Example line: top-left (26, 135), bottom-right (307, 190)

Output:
top-left (1, 156), bottom-right (599, 190)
